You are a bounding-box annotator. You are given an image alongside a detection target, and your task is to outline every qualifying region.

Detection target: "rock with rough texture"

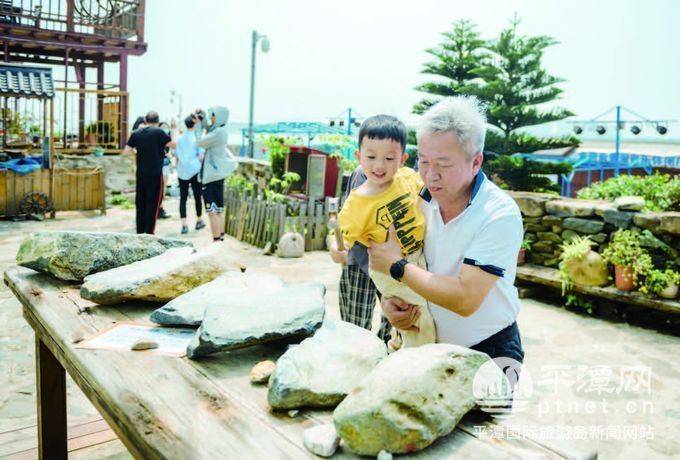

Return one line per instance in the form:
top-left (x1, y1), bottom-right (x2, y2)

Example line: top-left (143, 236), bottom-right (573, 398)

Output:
top-left (658, 213), bottom-right (680, 235)
top-left (250, 360), bottom-right (276, 384)
top-left (562, 217), bottom-right (605, 234)
top-left (510, 191), bottom-right (558, 217)
top-left (303, 425), bottom-right (340, 458)
top-left (80, 246), bottom-right (238, 305)
top-left (546, 199), bottom-right (602, 218)
top-left (615, 196), bottom-right (645, 211)
top-left (633, 213), bottom-right (662, 232)
top-left (150, 272), bottom-right (284, 326)
top-left (187, 282), bottom-right (326, 358)
top-left (541, 215), bottom-right (563, 226)
top-left (333, 344), bottom-right (489, 456)
top-left (268, 321), bottom-right (387, 410)
top-left (277, 232), bottom-right (304, 258)
top-left (16, 231), bottom-right (191, 281)
top-left (537, 232), bottom-right (562, 243)
top-left (602, 209), bottom-right (635, 229)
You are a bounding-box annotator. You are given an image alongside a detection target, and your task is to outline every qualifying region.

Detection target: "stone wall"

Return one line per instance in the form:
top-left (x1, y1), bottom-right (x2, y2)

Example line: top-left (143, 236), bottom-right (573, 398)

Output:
top-left (509, 192), bottom-right (680, 269)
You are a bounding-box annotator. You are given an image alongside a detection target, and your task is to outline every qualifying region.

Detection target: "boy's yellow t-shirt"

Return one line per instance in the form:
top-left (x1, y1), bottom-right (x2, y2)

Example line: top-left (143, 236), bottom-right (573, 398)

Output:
top-left (338, 167), bottom-right (425, 256)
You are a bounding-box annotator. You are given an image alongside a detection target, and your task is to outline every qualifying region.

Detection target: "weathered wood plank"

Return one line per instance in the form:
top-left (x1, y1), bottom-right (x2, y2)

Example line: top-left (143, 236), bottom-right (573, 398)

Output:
top-left (516, 264), bottom-right (680, 314)
top-left (4, 267), bottom-right (309, 460)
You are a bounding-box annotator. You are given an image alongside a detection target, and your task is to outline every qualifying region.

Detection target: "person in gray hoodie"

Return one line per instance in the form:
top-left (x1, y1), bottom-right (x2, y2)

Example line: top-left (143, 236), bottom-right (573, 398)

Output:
top-left (197, 106), bottom-right (237, 241)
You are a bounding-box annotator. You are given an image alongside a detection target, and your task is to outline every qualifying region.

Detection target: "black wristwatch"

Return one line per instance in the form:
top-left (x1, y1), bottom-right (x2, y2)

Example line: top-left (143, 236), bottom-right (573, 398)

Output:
top-left (390, 259), bottom-right (408, 282)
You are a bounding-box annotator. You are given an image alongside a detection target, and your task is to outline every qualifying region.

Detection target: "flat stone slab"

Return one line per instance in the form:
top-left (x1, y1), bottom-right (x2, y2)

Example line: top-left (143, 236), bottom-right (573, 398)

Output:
top-left (149, 272), bottom-right (285, 326)
top-left (268, 320), bottom-right (387, 410)
top-left (333, 344), bottom-right (490, 456)
top-left (187, 282), bottom-right (326, 358)
top-left (545, 199), bottom-right (609, 218)
top-left (509, 191), bottom-right (559, 217)
top-left (80, 246), bottom-right (238, 305)
top-left (16, 231), bottom-right (192, 281)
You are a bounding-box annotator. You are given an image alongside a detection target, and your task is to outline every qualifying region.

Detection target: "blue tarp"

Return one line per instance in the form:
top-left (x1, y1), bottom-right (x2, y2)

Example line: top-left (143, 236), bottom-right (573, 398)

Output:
top-left (0, 156), bottom-right (44, 175)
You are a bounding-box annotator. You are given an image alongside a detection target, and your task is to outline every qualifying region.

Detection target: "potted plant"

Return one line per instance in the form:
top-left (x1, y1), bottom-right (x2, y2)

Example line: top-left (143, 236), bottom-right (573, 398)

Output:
top-left (601, 230), bottom-right (652, 292)
top-left (518, 238), bottom-right (531, 265)
top-left (558, 236), bottom-right (609, 295)
top-left (29, 124), bottom-right (40, 144)
top-left (640, 269), bottom-right (680, 299)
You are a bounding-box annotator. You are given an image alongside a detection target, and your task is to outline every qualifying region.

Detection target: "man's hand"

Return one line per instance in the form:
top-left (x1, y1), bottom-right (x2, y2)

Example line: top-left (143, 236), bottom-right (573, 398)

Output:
top-left (381, 296), bottom-right (420, 332)
top-left (368, 226), bottom-right (402, 274)
top-left (328, 237), bottom-right (348, 265)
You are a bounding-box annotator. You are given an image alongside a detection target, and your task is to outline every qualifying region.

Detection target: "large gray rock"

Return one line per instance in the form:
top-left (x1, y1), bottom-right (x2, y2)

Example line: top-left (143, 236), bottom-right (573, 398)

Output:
top-left (602, 209), bottom-right (635, 229)
top-left (187, 282), bottom-right (326, 358)
top-left (333, 344), bottom-right (490, 456)
top-left (615, 195), bottom-right (645, 211)
top-left (268, 321), bottom-right (387, 410)
top-left (509, 191), bottom-right (558, 217)
top-left (562, 217), bottom-right (605, 234)
top-left (16, 231), bottom-right (191, 281)
top-left (545, 199), bottom-right (607, 218)
top-left (149, 272), bottom-right (285, 326)
top-left (80, 246), bottom-right (238, 305)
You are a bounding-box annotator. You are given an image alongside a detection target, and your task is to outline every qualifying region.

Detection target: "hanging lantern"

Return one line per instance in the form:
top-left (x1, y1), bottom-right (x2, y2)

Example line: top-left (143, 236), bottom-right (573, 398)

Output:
top-left (630, 125), bottom-right (641, 135)
top-left (329, 120), bottom-right (335, 127)
top-left (657, 125), bottom-right (668, 135)
top-left (596, 125), bottom-right (606, 135)
top-left (573, 126), bottom-right (583, 135)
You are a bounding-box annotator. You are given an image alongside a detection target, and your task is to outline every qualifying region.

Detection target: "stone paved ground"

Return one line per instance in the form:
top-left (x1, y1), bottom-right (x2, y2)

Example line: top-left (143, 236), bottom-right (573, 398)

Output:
top-left (0, 197), bottom-right (678, 459)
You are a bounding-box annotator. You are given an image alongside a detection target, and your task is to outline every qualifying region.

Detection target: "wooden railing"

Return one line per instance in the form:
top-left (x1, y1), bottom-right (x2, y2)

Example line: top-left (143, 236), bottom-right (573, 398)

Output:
top-left (0, 0), bottom-right (143, 40)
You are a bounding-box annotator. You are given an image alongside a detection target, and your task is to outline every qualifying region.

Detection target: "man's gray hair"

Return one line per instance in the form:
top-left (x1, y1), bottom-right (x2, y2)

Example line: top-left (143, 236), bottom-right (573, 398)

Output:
top-left (417, 96), bottom-right (487, 159)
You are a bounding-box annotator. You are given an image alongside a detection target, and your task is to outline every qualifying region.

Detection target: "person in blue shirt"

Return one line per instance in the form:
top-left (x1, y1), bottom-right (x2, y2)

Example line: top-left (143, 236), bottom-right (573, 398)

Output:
top-left (173, 115), bottom-right (206, 234)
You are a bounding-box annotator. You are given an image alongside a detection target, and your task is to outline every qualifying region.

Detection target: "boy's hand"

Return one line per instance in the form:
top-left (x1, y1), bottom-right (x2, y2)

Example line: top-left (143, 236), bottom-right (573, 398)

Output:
top-left (368, 225), bottom-right (402, 274)
top-left (328, 237), bottom-right (348, 265)
top-left (381, 296), bottom-right (420, 332)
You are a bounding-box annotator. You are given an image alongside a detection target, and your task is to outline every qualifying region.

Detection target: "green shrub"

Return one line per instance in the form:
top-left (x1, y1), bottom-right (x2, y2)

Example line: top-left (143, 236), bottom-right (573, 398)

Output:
top-left (577, 173), bottom-right (680, 211)
top-left (483, 154), bottom-right (572, 193)
top-left (601, 229), bottom-right (653, 286)
top-left (639, 269), bottom-right (680, 297)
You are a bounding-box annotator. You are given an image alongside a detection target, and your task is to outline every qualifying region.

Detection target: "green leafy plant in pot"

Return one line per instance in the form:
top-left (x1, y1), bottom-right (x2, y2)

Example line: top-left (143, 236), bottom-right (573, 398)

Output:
top-left (639, 269), bottom-right (680, 299)
top-left (558, 236), bottom-right (608, 295)
top-left (601, 229), bottom-right (652, 292)
top-left (518, 237), bottom-right (531, 265)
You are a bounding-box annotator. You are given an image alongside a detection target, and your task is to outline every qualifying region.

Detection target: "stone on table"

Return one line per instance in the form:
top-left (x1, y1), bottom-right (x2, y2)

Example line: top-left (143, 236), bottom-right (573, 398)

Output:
top-left (303, 425), bottom-right (340, 458)
top-left (16, 231), bottom-right (192, 281)
top-left (149, 272), bottom-right (285, 326)
top-left (268, 320), bottom-right (387, 410)
top-left (130, 339), bottom-right (158, 351)
top-left (333, 344), bottom-right (489, 456)
top-left (250, 360), bottom-right (276, 384)
top-left (186, 282), bottom-right (326, 358)
top-left (80, 246), bottom-right (239, 305)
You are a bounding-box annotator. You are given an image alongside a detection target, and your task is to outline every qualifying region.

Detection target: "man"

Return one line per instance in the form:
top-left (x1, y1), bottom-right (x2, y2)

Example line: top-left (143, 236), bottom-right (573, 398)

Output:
top-left (123, 110), bottom-right (175, 234)
top-left (365, 96), bottom-right (525, 364)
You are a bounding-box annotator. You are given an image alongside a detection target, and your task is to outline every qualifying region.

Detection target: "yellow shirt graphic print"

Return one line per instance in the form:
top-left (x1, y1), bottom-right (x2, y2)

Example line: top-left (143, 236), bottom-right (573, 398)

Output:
top-left (338, 168), bottom-right (425, 256)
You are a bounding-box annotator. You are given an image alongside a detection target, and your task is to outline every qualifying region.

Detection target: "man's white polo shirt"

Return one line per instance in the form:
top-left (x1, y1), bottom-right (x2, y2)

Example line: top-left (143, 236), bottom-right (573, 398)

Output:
top-left (421, 172), bottom-right (524, 347)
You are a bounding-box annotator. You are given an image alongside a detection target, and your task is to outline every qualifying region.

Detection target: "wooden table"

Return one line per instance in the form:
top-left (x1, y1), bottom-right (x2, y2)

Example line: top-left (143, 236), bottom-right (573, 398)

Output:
top-left (4, 266), bottom-right (595, 459)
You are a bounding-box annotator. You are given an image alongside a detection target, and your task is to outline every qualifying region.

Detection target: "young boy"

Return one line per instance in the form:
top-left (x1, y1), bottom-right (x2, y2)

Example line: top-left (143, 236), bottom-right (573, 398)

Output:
top-left (337, 115), bottom-right (435, 350)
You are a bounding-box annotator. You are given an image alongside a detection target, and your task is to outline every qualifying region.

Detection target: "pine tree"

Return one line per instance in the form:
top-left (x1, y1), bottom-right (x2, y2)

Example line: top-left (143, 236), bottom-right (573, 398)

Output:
top-left (475, 17), bottom-right (578, 154)
top-left (412, 20), bottom-right (487, 115)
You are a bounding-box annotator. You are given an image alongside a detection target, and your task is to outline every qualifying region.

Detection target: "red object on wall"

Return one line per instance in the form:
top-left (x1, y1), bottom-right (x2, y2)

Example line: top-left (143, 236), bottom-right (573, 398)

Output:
top-left (285, 146), bottom-right (340, 198)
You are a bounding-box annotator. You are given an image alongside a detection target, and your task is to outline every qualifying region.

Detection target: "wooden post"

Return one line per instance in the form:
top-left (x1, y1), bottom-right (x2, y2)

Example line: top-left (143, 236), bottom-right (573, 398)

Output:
top-left (97, 58), bottom-right (105, 121)
top-left (136, 0), bottom-right (146, 43)
top-left (77, 63), bottom-right (86, 144)
top-left (119, 54), bottom-right (128, 149)
top-left (35, 337), bottom-right (67, 460)
top-left (2, 96), bottom-right (6, 148)
top-left (66, 0), bottom-right (74, 32)
top-left (49, 98), bottom-right (55, 218)
top-left (63, 48), bottom-right (70, 149)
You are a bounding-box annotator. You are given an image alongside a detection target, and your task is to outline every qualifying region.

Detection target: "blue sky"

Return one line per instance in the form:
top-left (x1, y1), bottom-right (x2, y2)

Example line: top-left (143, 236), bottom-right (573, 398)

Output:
top-left (124, 0), bottom-right (679, 129)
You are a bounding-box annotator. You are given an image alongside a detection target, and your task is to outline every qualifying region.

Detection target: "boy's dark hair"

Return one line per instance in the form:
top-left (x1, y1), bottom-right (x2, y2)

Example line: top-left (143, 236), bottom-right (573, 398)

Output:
top-left (358, 115), bottom-right (407, 152)
top-left (184, 116), bottom-right (195, 129)
top-left (144, 110), bottom-right (160, 124)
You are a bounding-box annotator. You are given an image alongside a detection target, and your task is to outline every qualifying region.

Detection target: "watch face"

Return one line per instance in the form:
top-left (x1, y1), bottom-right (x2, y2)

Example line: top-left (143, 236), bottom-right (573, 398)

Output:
top-left (390, 259), bottom-right (406, 280)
